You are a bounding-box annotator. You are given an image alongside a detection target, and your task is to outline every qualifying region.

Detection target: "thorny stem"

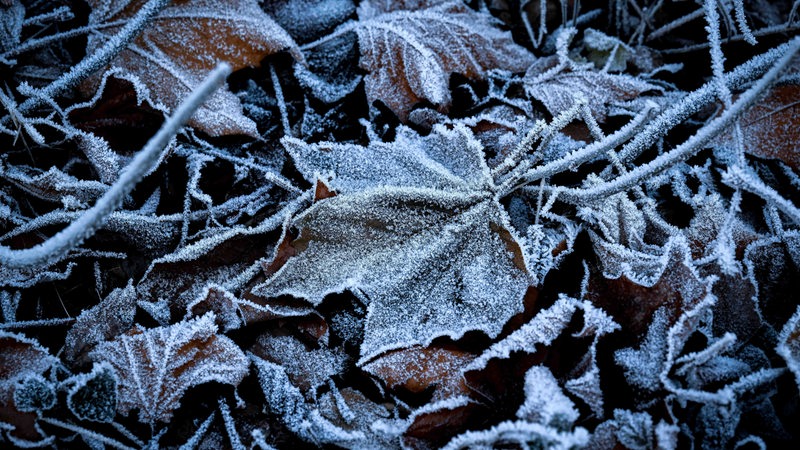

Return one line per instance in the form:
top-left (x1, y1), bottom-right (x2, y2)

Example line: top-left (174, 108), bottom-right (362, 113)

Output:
top-left (556, 36), bottom-right (800, 204)
top-left (0, 0), bottom-right (169, 127)
top-left (0, 63), bottom-right (231, 269)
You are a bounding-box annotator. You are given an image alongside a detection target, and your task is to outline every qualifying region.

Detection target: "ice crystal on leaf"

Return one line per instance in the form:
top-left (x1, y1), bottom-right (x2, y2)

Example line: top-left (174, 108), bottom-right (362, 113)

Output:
top-left (84, 0), bottom-right (300, 137)
top-left (255, 124), bottom-right (531, 361)
top-left (354, 0), bottom-right (534, 120)
top-left (88, 313), bottom-right (249, 423)
top-left (778, 306), bottom-right (800, 390)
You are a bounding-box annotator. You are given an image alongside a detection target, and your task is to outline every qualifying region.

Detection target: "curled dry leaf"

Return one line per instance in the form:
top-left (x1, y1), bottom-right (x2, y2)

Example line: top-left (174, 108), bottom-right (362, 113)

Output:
top-left (355, 0), bottom-right (534, 120)
top-left (84, 0), bottom-right (300, 137)
top-left (88, 314), bottom-right (249, 423)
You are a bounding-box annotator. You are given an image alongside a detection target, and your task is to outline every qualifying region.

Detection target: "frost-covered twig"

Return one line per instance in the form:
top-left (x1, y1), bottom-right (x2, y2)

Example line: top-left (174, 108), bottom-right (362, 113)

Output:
top-left (558, 36), bottom-right (800, 203)
top-left (722, 165), bottom-right (800, 225)
top-left (0, 0), bottom-right (168, 126)
top-left (0, 63), bottom-right (231, 269)
top-left (39, 417), bottom-right (135, 450)
top-left (619, 38), bottom-right (797, 163)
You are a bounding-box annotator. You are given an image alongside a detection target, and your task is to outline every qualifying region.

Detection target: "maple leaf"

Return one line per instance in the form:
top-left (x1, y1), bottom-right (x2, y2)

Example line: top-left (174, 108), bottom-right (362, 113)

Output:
top-left (253, 124), bottom-right (531, 361)
top-left (88, 313), bottom-right (249, 423)
top-left (84, 0), bottom-right (300, 137)
top-left (354, 0), bottom-right (534, 120)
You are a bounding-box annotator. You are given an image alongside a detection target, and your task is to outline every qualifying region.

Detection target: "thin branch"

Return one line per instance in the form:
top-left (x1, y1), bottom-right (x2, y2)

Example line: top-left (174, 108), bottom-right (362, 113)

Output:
top-left (0, 63), bottom-right (232, 269)
top-left (723, 165), bottom-right (800, 225)
top-left (0, 0), bottom-right (169, 127)
top-left (558, 36), bottom-right (800, 203)
top-left (40, 417), bottom-right (136, 450)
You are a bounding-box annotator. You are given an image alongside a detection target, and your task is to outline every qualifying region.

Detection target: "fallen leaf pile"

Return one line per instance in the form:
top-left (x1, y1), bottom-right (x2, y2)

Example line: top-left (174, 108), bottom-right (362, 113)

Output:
top-left (1, 0), bottom-right (800, 448)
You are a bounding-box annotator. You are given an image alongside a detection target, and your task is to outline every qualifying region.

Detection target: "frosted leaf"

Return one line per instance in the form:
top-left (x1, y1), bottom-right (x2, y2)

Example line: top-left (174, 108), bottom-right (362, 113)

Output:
top-left (615, 307), bottom-right (670, 392)
top-left (442, 419), bottom-right (589, 450)
top-left (1, 164), bottom-right (108, 205)
top-left (250, 355), bottom-right (369, 446)
top-left (0, 332), bottom-right (58, 392)
top-left (0, 0), bottom-right (24, 55)
top-left (612, 409), bottom-right (653, 450)
top-left (362, 344), bottom-right (474, 400)
top-left (84, 0), bottom-right (300, 137)
top-left (777, 306), bottom-right (800, 390)
top-left (13, 375), bottom-right (56, 412)
top-left (467, 296), bottom-right (579, 372)
top-left (316, 387), bottom-right (401, 450)
top-left (65, 362), bottom-right (117, 423)
top-left (516, 366), bottom-right (579, 429)
top-left (525, 57), bottom-right (660, 121)
top-left (267, 0), bottom-right (355, 43)
top-left (88, 314), bottom-right (249, 423)
top-left (583, 28), bottom-right (633, 72)
top-left (63, 282), bottom-right (137, 363)
top-left (355, 0), bottom-right (534, 120)
top-left (185, 284), bottom-right (244, 332)
top-left (250, 333), bottom-right (348, 393)
top-left (257, 125), bottom-right (530, 360)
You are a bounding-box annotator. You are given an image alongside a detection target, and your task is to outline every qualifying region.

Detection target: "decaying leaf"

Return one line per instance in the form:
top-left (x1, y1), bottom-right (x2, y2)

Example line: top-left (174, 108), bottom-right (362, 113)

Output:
top-left (84, 0), bottom-right (300, 136)
top-left (362, 344), bottom-right (475, 401)
top-left (88, 314), bottom-right (248, 423)
top-left (355, 0), bottom-right (534, 119)
top-left (722, 83), bottom-right (800, 169)
top-left (253, 124), bottom-right (531, 361)
top-left (63, 282), bottom-right (137, 364)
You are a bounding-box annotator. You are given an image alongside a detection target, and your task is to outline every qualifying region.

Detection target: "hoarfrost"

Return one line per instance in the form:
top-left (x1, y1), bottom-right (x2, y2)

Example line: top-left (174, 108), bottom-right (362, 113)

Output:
top-left (257, 125), bottom-right (530, 361)
top-left (88, 313), bottom-right (249, 423)
top-left (516, 366), bottom-right (579, 429)
top-left (65, 362), bottom-right (117, 423)
top-left (354, 0), bottom-right (534, 119)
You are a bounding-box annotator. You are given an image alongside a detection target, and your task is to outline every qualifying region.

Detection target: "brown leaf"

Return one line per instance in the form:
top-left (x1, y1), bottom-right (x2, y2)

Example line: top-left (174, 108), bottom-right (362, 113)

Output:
top-left (729, 83), bottom-right (800, 169)
top-left (0, 332), bottom-right (57, 441)
top-left (84, 0), bottom-right (300, 137)
top-left (403, 397), bottom-right (488, 449)
top-left (363, 344), bottom-right (475, 401)
top-left (355, 0), bottom-right (534, 120)
top-left (88, 314), bottom-right (249, 423)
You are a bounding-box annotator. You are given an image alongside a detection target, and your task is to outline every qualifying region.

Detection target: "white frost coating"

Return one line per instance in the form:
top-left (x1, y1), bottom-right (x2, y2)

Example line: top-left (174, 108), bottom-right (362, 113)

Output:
top-left (1, 0), bottom-right (169, 126)
top-left (777, 306), bottom-right (800, 390)
top-left (259, 125), bottom-right (530, 361)
top-left (517, 366), bottom-right (579, 428)
top-left (354, 0), bottom-right (534, 119)
top-left (559, 36), bottom-right (800, 203)
top-left (467, 296), bottom-right (579, 372)
top-left (617, 39), bottom-right (799, 162)
top-left (250, 354), bottom-right (368, 446)
top-left (89, 313), bottom-right (249, 423)
top-left (442, 419), bottom-right (589, 450)
top-left (0, 63), bottom-right (231, 269)
top-left (723, 165), bottom-right (800, 225)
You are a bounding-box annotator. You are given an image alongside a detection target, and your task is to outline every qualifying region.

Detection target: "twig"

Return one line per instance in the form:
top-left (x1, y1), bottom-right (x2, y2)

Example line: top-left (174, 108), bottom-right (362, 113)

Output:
top-left (0, 63), bottom-right (232, 269)
top-left (39, 417), bottom-right (136, 450)
top-left (557, 37), bottom-right (800, 204)
top-left (0, 0), bottom-right (168, 127)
